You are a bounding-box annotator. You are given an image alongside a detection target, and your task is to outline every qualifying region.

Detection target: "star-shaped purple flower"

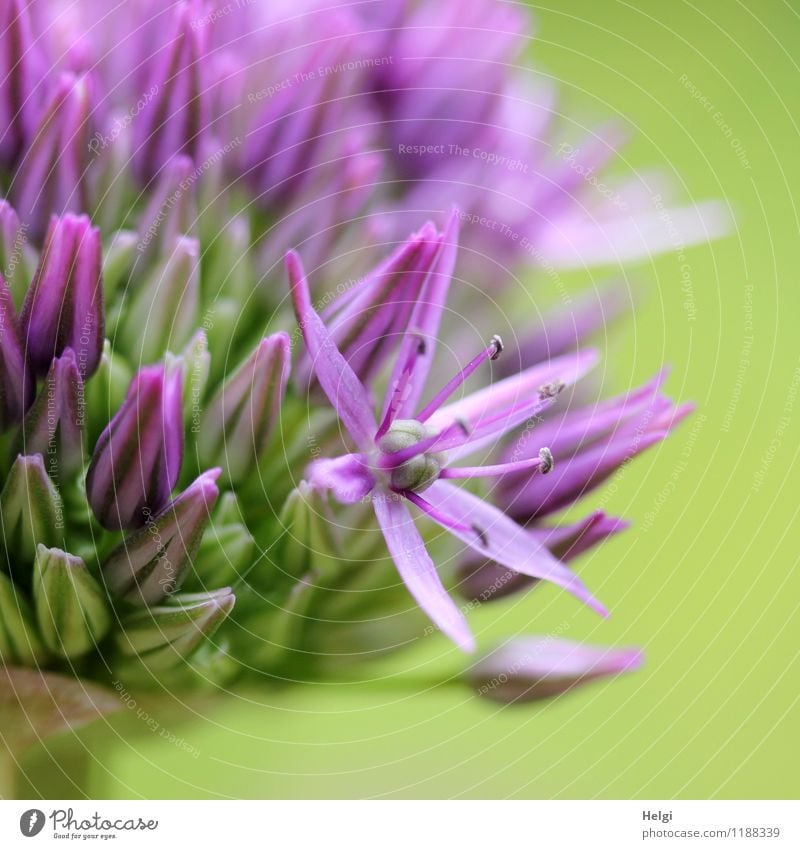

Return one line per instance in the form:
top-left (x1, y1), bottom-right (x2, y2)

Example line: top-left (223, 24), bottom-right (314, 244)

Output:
top-left (286, 223), bottom-right (608, 652)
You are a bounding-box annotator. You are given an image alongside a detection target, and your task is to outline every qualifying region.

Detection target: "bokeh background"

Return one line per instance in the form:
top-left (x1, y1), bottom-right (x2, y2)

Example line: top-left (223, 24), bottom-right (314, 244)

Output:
top-left (32, 0), bottom-right (799, 799)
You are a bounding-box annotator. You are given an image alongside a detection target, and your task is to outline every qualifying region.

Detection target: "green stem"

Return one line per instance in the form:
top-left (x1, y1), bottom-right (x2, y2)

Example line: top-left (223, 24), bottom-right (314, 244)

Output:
top-left (0, 748), bottom-right (19, 799)
top-left (16, 736), bottom-right (94, 799)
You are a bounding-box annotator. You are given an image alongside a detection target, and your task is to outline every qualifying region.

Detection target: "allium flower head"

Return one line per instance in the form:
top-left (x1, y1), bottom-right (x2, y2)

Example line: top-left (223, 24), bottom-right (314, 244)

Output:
top-left (0, 0), bottom-right (724, 767)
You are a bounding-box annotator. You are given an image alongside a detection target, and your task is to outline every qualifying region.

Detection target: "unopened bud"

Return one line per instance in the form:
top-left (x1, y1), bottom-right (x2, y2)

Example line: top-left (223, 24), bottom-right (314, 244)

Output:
top-left (33, 545), bottom-right (111, 659)
top-left (102, 468), bottom-right (220, 605)
top-left (115, 587), bottom-right (235, 671)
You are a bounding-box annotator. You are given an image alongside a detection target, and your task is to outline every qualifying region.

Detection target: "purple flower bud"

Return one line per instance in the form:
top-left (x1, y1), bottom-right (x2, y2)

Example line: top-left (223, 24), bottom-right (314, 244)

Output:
top-left (239, 12), bottom-right (366, 206)
top-left (12, 72), bottom-right (93, 239)
top-left (0, 0), bottom-right (46, 168)
top-left (468, 637), bottom-right (643, 703)
top-left (20, 214), bottom-right (104, 379)
top-left (295, 220), bottom-right (451, 389)
top-left (21, 348), bottom-right (85, 478)
top-left (0, 272), bottom-right (34, 430)
top-left (102, 469), bottom-right (220, 605)
top-left (198, 333), bottom-right (290, 483)
top-left (86, 362), bottom-right (183, 530)
top-left (133, 2), bottom-right (209, 184)
top-left (0, 200), bottom-right (34, 305)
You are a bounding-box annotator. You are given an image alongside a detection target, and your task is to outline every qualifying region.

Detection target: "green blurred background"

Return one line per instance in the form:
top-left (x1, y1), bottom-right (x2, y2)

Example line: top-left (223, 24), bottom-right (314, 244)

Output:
top-left (54, 0), bottom-right (800, 798)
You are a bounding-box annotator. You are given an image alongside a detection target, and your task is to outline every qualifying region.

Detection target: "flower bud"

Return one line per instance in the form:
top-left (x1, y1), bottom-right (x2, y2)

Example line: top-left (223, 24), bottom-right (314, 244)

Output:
top-left (0, 571), bottom-right (48, 665)
top-left (102, 468), bottom-right (220, 605)
top-left (468, 637), bottom-right (643, 703)
top-left (186, 522), bottom-right (255, 591)
top-left (83, 339), bottom-right (133, 446)
top-left (115, 587), bottom-right (235, 671)
top-left (0, 454), bottom-right (63, 560)
top-left (0, 200), bottom-right (35, 305)
top-left (120, 235), bottom-right (199, 363)
top-left (20, 213), bottom-right (104, 378)
top-left (137, 155), bottom-right (198, 264)
top-left (180, 330), bottom-right (210, 428)
top-left (101, 230), bottom-right (139, 300)
top-left (12, 73), bottom-right (92, 239)
top-left (204, 215), bottom-right (251, 303)
top-left (0, 272), bottom-right (34, 430)
top-left (295, 220), bottom-right (449, 389)
top-left (198, 333), bottom-right (290, 483)
top-left (32, 545), bottom-right (111, 659)
top-left (21, 349), bottom-right (85, 479)
top-left (133, 3), bottom-right (209, 183)
top-left (269, 482), bottom-right (344, 586)
top-left (0, 0), bottom-right (45, 168)
top-left (205, 297), bottom-right (242, 384)
top-left (86, 363), bottom-right (183, 530)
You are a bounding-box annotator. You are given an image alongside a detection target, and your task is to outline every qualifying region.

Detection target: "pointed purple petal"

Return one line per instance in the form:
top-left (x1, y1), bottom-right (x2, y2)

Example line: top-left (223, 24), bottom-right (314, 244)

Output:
top-left (423, 481), bottom-right (608, 617)
top-left (286, 250), bottom-right (375, 448)
top-left (307, 454), bottom-right (375, 504)
top-left (468, 637), bottom-right (643, 702)
top-left (373, 492), bottom-right (475, 652)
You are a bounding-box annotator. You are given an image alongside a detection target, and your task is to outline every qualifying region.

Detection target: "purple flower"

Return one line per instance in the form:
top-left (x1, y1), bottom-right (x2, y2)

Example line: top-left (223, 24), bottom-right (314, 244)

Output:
top-left (0, 272), bottom-right (34, 430)
top-left (468, 637), bottom-right (643, 703)
top-left (20, 213), bottom-right (104, 378)
top-left (0, 0), bottom-right (45, 168)
top-left (368, 1), bottom-right (729, 268)
top-left (287, 247), bottom-right (608, 652)
top-left (12, 72), bottom-right (92, 240)
top-left (86, 362), bottom-right (183, 531)
top-left (132, 1), bottom-right (210, 184)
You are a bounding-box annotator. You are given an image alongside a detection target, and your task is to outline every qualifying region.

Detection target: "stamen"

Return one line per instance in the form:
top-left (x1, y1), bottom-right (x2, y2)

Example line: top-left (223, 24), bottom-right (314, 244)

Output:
top-left (375, 330), bottom-right (427, 440)
top-left (403, 490), bottom-right (476, 536)
top-left (417, 335), bottom-right (505, 422)
top-left (439, 449), bottom-right (553, 479)
top-left (472, 523), bottom-right (489, 547)
top-left (538, 380), bottom-right (565, 400)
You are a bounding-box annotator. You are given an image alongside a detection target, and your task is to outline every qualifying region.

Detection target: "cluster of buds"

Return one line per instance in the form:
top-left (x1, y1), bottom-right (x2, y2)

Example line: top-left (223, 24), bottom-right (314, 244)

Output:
top-left (0, 200), bottom-right (295, 690)
top-left (0, 0), bottom-right (727, 734)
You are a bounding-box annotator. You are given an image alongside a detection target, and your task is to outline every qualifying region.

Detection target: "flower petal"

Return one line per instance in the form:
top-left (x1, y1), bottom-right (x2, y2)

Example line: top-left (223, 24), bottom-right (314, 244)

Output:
top-left (468, 637), bottom-right (643, 702)
top-left (307, 454), bottom-right (375, 504)
top-left (373, 492), bottom-right (475, 652)
top-left (287, 250), bottom-right (376, 449)
top-left (423, 480), bottom-right (608, 617)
